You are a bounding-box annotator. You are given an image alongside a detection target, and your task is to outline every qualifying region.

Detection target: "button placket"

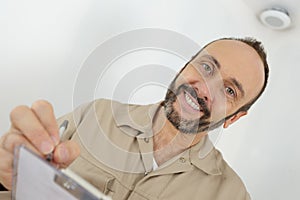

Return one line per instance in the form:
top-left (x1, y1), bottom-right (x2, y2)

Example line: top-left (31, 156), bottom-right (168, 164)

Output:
top-left (136, 133), bottom-right (153, 174)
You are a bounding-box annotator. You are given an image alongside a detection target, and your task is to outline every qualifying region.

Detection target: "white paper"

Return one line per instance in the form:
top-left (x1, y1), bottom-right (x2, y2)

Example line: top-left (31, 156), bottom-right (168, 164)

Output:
top-left (12, 146), bottom-right (110, 200)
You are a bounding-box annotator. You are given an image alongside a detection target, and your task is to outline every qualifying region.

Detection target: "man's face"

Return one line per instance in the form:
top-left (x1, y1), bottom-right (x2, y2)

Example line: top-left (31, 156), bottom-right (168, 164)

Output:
top-left (164, 40), bottom-right (265, 134)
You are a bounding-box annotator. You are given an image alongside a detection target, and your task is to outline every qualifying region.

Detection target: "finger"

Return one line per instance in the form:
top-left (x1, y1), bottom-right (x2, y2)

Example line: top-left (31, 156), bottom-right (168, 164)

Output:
top-left (31, 100), bottom-right (59, 145)
top-left (0, 148), bottom-right (13, 190)
top-left (53, 140), bottom-right (80, 168)
top-left (0, 148), bottom-right (13, 174)
top-left (0, 172), bottom-right (12, 190)
top-left (1, 132), bottom-right (42, 156)
top-left (10, 105), bottom-right (54, 154)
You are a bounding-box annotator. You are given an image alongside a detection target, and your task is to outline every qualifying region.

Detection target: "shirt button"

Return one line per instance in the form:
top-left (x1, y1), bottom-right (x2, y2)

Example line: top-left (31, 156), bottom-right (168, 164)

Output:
top-left (179, 157), bottom-right (186, 163)
top-left (144, 138), bottom-right (149, 143)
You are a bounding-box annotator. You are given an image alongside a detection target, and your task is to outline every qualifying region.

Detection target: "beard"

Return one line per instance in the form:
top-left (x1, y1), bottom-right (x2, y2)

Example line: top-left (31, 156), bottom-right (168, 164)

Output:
top-left (163, 76), bottom-right (226, 134)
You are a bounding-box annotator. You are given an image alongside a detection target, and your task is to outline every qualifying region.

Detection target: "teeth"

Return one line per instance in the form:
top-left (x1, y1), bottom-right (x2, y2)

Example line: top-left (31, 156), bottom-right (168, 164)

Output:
top-left (185, 93), bottom-right (200, 111)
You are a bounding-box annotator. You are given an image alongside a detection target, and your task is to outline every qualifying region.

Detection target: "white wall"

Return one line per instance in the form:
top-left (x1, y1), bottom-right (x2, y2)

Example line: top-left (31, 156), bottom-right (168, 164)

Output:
top-left (1, 0), bottom-right (300, 199)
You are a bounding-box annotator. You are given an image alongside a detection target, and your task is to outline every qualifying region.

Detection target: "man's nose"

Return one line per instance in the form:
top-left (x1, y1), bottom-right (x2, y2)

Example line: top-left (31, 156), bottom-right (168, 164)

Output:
top-left (195, 81), bottom-right (214, 106)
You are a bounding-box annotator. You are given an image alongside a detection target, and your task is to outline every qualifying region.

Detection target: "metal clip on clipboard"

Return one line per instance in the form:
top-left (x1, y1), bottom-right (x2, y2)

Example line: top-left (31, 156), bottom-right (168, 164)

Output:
top-left (54, 168), bottom-right (110, 200)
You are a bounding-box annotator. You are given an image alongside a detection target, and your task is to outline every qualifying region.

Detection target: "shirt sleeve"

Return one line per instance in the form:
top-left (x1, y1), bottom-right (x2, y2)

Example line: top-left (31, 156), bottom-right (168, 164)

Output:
top-left (0, 191), bottom-right (11, 200)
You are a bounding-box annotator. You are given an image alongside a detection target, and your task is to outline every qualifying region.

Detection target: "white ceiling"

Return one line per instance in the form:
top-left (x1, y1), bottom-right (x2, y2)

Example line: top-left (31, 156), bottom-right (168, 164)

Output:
top-left (1, 0), bottom-right (300, 199)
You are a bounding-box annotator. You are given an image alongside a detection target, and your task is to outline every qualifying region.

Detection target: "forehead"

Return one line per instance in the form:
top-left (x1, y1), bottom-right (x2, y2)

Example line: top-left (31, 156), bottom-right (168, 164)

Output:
top-left (199, 40), bottom-right (265, 104)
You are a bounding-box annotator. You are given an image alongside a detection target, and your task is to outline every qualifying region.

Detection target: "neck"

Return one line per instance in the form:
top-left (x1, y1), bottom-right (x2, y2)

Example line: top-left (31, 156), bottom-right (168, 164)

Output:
top-left (152, 106), bottom-right (207, 166)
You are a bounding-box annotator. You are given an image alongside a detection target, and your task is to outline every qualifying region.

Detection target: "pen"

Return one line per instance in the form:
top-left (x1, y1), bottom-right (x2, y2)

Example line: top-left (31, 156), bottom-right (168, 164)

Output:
top-left (45, 120), bottom-right (69, 162)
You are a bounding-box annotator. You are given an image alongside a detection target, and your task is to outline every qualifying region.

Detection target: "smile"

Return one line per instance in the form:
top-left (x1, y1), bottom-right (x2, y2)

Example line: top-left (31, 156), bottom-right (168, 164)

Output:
top-left (184, 92), bottom-right (200, 111)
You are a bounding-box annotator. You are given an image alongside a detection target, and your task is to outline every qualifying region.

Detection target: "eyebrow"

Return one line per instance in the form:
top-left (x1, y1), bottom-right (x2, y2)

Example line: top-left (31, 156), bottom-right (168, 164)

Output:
top-left (230, 78), bottom-right (245, 98)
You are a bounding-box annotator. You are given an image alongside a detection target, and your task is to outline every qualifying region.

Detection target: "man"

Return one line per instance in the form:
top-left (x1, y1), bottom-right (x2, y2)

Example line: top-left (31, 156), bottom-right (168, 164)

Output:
top-left (0, 37), bottom-right (269, 199)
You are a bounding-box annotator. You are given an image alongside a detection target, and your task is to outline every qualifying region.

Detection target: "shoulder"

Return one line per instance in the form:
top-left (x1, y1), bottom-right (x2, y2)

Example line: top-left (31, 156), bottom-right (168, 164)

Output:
top-left (214, 148), bottom-right (251, 200)
top-left (73, 98), bottom-right (127, 117)
top-left (92, 99), bottom-right (138, 113)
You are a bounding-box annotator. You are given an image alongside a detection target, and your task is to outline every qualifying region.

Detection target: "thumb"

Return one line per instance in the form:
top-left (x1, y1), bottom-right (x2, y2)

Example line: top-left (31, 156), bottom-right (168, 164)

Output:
top-left (53, 140), bottom-right (80, 168)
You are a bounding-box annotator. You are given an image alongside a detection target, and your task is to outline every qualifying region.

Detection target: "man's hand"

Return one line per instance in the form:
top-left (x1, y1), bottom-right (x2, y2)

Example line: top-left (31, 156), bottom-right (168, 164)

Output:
top-left (0, 100), bottom-right (80, 190)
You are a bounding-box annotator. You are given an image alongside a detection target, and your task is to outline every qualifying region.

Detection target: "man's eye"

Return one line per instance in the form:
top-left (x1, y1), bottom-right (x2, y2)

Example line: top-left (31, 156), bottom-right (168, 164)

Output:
top-left (225, 87), bottom-right (235, 97)
top-left (202, 63), bottom-right (213, 75)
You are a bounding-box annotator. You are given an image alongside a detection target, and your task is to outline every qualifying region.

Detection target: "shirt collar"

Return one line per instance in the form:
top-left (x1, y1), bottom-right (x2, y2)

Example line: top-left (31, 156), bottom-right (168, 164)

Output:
top-left (189, 135), bottom-right (222, 175)
top-left (112, 101), bottom-right (160, 135)
top-left (113, 100), bottom-right (222, 175)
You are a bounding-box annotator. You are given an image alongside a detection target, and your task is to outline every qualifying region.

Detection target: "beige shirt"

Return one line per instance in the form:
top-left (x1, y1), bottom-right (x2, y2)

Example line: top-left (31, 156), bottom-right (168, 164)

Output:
top-left (0, 99), bottom-right (251, 200)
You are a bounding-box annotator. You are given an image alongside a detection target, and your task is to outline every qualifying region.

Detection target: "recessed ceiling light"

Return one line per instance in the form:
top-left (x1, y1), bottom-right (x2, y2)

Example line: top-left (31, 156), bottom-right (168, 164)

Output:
top-left (259, 7), bottom-right (291, 30)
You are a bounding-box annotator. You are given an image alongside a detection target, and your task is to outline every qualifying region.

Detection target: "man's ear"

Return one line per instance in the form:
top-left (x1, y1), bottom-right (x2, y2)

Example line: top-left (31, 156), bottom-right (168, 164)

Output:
top-left (223, 111), bottom-right (248, 128)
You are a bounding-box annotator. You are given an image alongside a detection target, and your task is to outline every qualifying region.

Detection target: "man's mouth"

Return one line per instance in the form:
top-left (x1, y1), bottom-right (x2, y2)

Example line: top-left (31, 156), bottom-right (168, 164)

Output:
top-left (184, 91), bottom-right (201, 111)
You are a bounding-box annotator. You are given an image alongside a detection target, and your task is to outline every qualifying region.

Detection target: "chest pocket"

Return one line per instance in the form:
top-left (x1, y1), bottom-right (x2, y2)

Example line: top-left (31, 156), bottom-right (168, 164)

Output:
top-left (68, 156), bottom-right (115, 196)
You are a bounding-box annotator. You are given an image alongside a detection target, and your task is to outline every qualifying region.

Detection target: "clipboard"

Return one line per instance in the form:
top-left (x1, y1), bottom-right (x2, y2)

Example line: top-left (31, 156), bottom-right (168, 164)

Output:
top-left (12, 145), bottom-right (111, 200)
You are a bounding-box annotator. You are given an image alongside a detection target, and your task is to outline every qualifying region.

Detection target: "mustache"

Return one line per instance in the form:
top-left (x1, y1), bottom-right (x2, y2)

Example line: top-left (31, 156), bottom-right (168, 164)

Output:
top-left (177, 84), bottom-right (211, 119)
